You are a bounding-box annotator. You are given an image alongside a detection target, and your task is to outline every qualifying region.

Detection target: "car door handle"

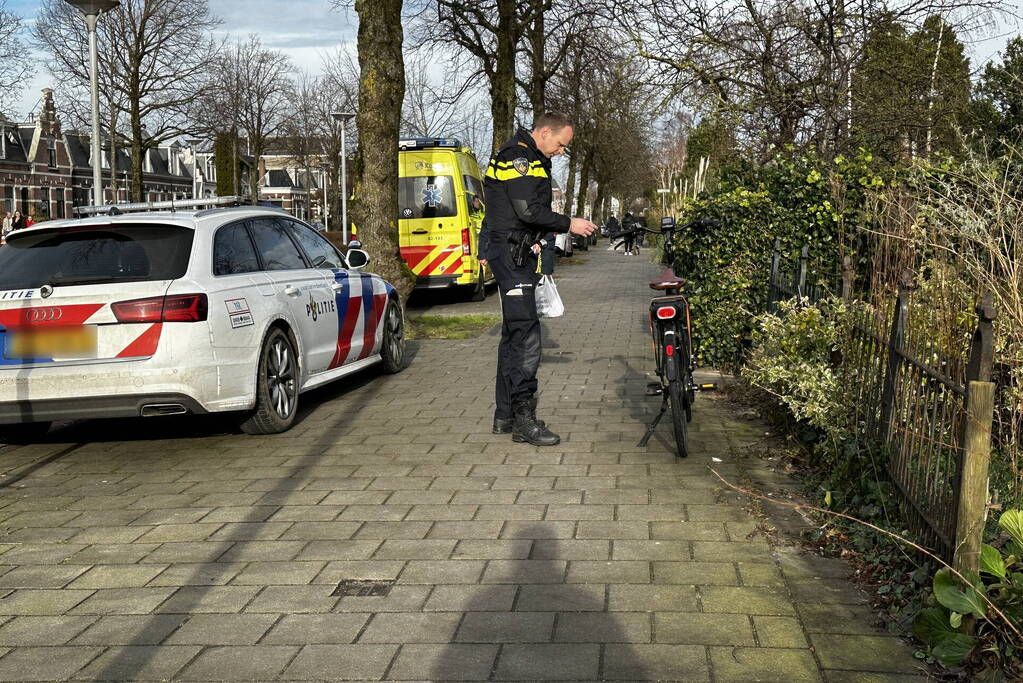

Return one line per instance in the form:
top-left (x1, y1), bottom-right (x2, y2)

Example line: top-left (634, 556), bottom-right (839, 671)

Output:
top-left (331, 283), bottom-right (344, 292)
top-left (284, 286), bottom-right (300, 297)
top-left (411, 229), bottom-right (428, 235)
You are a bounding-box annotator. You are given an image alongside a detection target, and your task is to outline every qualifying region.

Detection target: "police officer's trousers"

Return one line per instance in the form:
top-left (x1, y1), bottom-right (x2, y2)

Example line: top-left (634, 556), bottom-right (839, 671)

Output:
top-left (489, 250), bottom-right (541, 420)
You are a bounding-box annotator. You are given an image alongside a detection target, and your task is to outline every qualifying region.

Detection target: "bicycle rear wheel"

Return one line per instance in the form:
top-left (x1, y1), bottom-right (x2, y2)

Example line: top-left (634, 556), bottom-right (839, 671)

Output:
top-left (668, 380), bottom-right (689, 458)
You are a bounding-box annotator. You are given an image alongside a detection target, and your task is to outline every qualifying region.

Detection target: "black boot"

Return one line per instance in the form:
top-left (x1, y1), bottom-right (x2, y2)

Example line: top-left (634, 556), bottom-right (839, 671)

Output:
top-left (494, 398), bottom-right (545, 434)
top-left (512, 403), bottom-right (560, 446)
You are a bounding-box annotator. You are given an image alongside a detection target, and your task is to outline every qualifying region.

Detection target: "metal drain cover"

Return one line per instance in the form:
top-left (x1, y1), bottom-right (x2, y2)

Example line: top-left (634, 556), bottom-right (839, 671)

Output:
top-left (331, 579), bottom-right (396, 597)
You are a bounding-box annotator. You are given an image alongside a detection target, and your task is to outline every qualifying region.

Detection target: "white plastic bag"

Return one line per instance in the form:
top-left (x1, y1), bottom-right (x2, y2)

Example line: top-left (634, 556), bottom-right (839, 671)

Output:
top-left (535, 274), bottom-right (564, 318)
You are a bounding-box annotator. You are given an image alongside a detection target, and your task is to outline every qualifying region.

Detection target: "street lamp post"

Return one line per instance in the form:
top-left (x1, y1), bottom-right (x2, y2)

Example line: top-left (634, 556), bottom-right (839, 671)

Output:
top-left (65, 0), bottom-right (120, 208)
top-left (331, 112), bottom-right (355, 242)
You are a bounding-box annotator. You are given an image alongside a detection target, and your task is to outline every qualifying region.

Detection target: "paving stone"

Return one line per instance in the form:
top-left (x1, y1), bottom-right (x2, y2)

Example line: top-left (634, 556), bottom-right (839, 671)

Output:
top-left (515, 584), bottom-right (605, 611)
top-left (516, 490), bottom-right (582, 505)
top-left (0, 615), bottom-right (95, 645)
top-left (389, 643), bottom-right (498, 681)
top-left (374, 539), bottom-right (456, 560)
top-left (0, 565), bottom-right (91, 589)
top-left (652, 561), bottom-right (738, 585)
top-left (68, 565), bottom-right (168, 589)
top-left (797, 603), bottom-right (883, 634)
top-left (494, 643), bottom-right (599, 680)
top-left (427, 521), bottom-right (504, 539)
top-left (532, 539), bottom-right (610, 560)
top-left (209, 521), bottom-right (294, 541)
top-left (655, 612), bottom-right (754, 645)
top-left (71, 544), bottom-right (160, 565)
top-left (699, 586), bottom-right (796, 615)
top-left (423, 584), bottom-right (517, 612)
top-left (165, 613), bottom-right (277, 645)
top-left (755, 615), bottom-right (809, 647)
top-left (603, 643), bottom-right (710, 680)
top-left (0, 544), bottom-right (86, 565)
top-left (262, 613), bottom-right (369, 644)
top-left (708, 646), bottom-right (822, 682)
top-left (149, 562), bottom-right (245, 586)
top-left (608, 585), bottom-right (699, 612)
top-left (294, 540), bottom-right (382, 561)
top-left (398, 560), bottom-right (485, 584)
top-left (475, 504), bottom-right (546, 520)
top-left (73, 644), bottom-right (201, 680)
top-left (155, 586), bottom-right (259, 614)
top-left (456, 612), bottom-right (554, 642)
top-left (140, 542), bottom-right (230, 564)
top-left (66, 526), bottom-right (150, 544)
top-left (500, 521), bottom-right (576, 539)
top-left (482, 560), bottom-right (566, 583)
top-left (811, 633), bottom-right (923, 673)
top-left (691, 540), bottom-right (776, 563)
top-left (137, 523), bottom-right (223, 543)
top-left (566, 560), bottom-right (649, 583)
top-left (267, 505), bottom-right (345, 522)
top-left (244, 585), bottom-right (337, 613)
top-left (554, 612), bottom-right (651, 643)
top-left (353, 521), bottom-right (433, 539)
top-left (231, 561), bottom-right (325, 585)
top-left (199, 506), bottom-right (280, 523)
top-left (313, 560), bottom-right (406, 584)
top-left (613, 540), bottom-right (690, 560)
top-left (824, 672), bottom-right (930, 682)
top-left (70, 615), bottom-right (187, 645)
top-left (178, 644), bottom-right (300, 680)
top-left (0, 645), bottom-right (102, 681)
top-left (576, 521), bottom-right (649, 539)
top-left (0, 589), bottom-right (95, 616)
top-left (359, 612), bottom-right (462, 643)
top-left (280, 643), bottom-right (397, 680)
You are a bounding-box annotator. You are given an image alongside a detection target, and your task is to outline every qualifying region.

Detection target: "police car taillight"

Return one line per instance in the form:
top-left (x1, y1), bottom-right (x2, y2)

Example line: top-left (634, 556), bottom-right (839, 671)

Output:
top-left (113, 294), bottom-right (208, 323)
top-left (461, 228), bottom-right (471, 255)
top-left (656, 306), bottom-right (676, 320)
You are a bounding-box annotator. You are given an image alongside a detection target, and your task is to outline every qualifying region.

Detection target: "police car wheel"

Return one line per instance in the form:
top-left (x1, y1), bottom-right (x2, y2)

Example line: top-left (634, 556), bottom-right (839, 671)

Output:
top-left (469, 267), bottom-right (486, 301)
top-left (240, 327), bottom-right (299, 435)
top-left (380, 300), bottom-right (406, 374)
top-left (0, 422), bottom-right (52, 445)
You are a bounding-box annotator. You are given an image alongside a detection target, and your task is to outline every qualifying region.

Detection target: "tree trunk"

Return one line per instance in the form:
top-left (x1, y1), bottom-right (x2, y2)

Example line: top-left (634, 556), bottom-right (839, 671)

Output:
top-left (130, 96), bottom-right (143, 202)
top-left (575, 147), bottom-right (592, 217)
top-left (490, 0), bottom-right (517, 152)
top-left (563, 151), bottom-right (578, 216)
top-left (353, 0), bottom-right (413, 299)
top-left (592, 181), bottom-right (605, 226)
top-left (527, 8), bottom-right (545, 120)
top-left (249, 138), bottom-right (262, 206)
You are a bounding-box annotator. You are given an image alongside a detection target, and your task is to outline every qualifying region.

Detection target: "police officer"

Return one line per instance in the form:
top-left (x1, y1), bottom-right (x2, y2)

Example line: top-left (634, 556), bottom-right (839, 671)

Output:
top-left (477, 113), bottom-right (596, 446)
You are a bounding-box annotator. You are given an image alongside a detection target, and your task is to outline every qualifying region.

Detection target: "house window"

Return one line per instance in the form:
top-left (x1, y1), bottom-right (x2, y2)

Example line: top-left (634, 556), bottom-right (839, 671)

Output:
top-left (47, 140), bottom-right (57, 169)
top-left (0, 128), bottom-right (5, 159)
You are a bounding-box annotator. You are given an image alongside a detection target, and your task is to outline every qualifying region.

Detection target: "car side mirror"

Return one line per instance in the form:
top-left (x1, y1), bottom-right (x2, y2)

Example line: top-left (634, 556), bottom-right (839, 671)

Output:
top-left (346, 248), bottom-right (370, 270)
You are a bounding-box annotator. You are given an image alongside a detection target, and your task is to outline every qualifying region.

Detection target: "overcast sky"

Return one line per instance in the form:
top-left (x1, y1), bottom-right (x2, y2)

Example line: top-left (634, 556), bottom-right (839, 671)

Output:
top-left (5, 0), bottom-right (1023, 121)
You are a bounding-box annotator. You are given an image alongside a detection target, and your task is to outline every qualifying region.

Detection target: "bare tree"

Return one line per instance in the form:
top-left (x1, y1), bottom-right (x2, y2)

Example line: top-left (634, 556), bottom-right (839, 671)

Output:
top-left (348, 0), bottom-right (412, 296)
top-left (0, 1), bottom-right (32, 115)
top-left (201, 36), bottom-right (295, 204)
top-left (35, 0), bottom-right (223, 201)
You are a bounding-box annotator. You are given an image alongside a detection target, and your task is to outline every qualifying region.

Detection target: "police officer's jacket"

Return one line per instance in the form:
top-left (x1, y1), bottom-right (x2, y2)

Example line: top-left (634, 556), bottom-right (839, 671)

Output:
top-left (478, 127), bottom-right (570, 260)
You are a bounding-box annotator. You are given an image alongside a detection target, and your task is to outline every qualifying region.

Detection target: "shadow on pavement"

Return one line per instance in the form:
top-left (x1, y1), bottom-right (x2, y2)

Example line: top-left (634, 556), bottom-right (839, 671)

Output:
top-left (430, 525), bottom-right (650, 681)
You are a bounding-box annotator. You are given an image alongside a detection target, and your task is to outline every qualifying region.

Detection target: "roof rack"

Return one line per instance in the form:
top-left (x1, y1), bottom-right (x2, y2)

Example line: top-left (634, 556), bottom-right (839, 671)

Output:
top-left (74, 196), bottom-right (247, 216)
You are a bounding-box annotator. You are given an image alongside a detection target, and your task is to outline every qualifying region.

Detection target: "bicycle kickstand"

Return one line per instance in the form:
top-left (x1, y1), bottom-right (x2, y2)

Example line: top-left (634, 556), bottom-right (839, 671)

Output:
top-left (637, 392), bottom-right (670, 447)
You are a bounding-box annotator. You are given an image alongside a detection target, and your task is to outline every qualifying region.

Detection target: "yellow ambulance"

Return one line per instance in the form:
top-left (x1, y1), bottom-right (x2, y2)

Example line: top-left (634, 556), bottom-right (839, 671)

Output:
top-left (397, 138), bottom-right (491, 300)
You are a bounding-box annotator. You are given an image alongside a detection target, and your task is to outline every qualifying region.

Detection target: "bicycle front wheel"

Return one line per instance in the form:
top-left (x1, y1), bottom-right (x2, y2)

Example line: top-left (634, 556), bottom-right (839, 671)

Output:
top-left (668, 380), bottom-right (689, 458)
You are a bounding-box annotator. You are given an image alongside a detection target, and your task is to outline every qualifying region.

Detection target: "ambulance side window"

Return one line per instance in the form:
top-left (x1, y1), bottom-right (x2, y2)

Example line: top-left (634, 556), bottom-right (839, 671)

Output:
top-left (463, 174), bottom-right (484, 212)
top-left (398, 176), bottom-right (456, 219)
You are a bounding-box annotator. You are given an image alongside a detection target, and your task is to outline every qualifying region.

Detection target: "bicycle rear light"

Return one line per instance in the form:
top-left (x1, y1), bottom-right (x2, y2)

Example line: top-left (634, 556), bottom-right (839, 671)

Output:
top-left (665, 344), bottom-right (674, 356)
top-left (656, 306), bottom-right (676, 320)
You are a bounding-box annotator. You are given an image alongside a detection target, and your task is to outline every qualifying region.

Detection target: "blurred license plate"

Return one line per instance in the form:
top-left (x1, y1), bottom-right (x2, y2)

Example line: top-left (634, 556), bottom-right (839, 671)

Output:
top-left (6, 326), bottom-right (97, 358)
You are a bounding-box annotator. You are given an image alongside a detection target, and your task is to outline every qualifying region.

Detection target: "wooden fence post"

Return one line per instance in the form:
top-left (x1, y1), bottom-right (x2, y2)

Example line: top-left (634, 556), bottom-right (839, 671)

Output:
top-left (841, 255), bottom-right (855, 302)
top-left (768, 238), bottom-right (781, 313)
top-left (953, 379), bottom-right (995, 636)
top-left (879, 270), bottom-right (914, 443)
top-left (952, 293), bottom-right (997, 634)
top-left (796, 245), bottom-right (809, 298)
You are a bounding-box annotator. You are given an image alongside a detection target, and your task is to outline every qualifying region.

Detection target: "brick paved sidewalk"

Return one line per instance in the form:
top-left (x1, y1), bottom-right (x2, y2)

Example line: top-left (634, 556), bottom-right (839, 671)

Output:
top-left (0, 244), bottom-right (930, 681)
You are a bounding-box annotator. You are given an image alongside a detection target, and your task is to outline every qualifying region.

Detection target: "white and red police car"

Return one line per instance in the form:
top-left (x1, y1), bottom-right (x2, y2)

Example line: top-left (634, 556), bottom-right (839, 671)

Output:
top-left (0, 202), bottom-right (406, 441)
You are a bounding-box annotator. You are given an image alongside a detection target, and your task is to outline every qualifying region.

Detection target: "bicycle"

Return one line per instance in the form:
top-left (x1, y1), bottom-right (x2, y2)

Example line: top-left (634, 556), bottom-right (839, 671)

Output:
top-left (636, 216), bottom-right (717, 459)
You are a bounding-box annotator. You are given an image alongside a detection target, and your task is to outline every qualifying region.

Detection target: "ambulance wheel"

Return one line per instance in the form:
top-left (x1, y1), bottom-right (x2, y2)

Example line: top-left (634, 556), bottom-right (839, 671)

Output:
top-left (240, 327), bottom-right (298, 435)
top-left (380, 300), bottom-right (407, 374)
top-left (0, 422), bottom-right (51, 445)
top-left (469, 268), bottom-right (487, 301)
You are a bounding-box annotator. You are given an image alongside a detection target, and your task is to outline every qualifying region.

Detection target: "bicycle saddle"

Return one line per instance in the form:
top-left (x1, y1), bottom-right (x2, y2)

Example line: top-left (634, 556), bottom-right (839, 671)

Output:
top-left (649, 268), bottom-right (686, 291)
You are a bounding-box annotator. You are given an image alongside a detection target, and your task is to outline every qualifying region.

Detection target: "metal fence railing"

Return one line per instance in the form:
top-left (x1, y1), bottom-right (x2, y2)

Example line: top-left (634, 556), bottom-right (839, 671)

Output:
top-left (767, 241), bottom-right (996, 565)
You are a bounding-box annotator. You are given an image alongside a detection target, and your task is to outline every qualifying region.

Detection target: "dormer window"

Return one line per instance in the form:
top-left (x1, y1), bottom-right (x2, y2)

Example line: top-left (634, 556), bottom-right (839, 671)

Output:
top-left (0, 128), bottom-right (5, 160)
top-left (47, 140), bottom-right (57, 169)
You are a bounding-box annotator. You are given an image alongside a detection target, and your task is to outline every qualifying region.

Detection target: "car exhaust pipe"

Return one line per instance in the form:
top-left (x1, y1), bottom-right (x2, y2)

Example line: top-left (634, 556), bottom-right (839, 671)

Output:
top-left (140, 404), bottom-right (188, 417)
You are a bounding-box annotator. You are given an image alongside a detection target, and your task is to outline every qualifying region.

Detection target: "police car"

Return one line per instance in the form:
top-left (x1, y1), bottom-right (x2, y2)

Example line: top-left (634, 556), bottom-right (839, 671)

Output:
top-left (0, 199), bottom-right (406, 441)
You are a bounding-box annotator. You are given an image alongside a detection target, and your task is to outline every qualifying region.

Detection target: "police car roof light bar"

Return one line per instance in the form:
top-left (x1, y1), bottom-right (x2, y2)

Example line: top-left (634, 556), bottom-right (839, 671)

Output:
top-left (397, 137), bottom-right (462, 150)
top-left (74, 196), bottom-right (246, 216)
